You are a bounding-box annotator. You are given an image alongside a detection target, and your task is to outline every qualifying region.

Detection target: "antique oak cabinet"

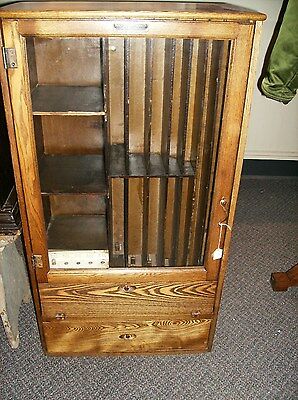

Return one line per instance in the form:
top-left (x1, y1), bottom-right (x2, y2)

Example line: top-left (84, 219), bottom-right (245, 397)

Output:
top-left (0, 2), bottom-right (265, 355)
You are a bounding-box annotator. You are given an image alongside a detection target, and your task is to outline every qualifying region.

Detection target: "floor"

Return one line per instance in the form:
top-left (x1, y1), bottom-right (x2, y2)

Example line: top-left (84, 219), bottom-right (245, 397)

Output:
top-left (0, 176), bottom-right (297, 400)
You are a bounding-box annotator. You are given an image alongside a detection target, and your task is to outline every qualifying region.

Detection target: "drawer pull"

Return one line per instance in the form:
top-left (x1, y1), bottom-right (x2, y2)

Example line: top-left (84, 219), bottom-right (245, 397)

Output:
top-left (191, 310), bottom-right (201, 318)
top-left (113, 23), bottom-right (149, 31)
top-left (119, 333), bottom-right (136, 340)
top-left (55, 312), bottom-right (66, 321)
top-left (121, 284), bottom-right (136, 293)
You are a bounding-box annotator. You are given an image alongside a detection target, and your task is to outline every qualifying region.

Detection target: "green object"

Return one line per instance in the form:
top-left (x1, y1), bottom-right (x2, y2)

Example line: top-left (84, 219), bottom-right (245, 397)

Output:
top-left (261, 0), bottom-right (298, 104)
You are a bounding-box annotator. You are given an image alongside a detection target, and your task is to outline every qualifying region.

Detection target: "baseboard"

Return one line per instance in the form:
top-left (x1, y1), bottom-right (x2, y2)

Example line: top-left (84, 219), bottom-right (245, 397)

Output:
top-left (242, 159), bottom-right (298, 177)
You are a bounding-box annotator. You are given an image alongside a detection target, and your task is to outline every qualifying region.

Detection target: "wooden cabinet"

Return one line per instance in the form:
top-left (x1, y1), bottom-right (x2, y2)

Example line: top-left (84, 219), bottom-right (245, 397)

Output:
top-left (0, 2), bottom-right (266, 355)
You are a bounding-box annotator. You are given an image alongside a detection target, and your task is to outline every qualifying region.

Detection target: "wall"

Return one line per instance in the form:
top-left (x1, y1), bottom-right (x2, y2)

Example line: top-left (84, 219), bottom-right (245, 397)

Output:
top-left (224, 0), bottom-right (297, 161)
top-left (0, 0), bottom-right (297, 160)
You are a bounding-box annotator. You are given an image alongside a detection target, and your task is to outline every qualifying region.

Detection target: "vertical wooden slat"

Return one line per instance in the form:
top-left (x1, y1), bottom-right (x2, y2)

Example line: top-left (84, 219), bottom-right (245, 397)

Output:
top-left (148, 39), bottom-right (166, 266)
top-left (176, 39), bottom-right (193, 170)
top-left (124, 177), bottom-right (129, 266)
top-left (200, 40), bottom-right (230, 264)
top-left (26, 37), bottom-right (38, 90)
top-left (141, 40), bottom-right (153, 264)
top-left (193, 40), bottom-right (223, 264)
top-left (157, 176), bottom-right (167, 266)
top-left (147, 177), bottom-right (161, 266)
top-left (107, 38), bottom-right (124, 146)
top-left (176, 177), bottom-right (195, 265)
top-left (124, 38), bottom-right (130, 174)
top-left (110, 178), bottom-right (125, 266)
top-left (169, 39), bottom-right (183, 159)
top-left (163, 177), bottom-right (175, 265)
top-left (161, 39), bottom-right (175, 169)
top-left (170, 40), bottom-right (193, 265)
top-left (184, 40), bottom-right (200, 162)
top-left (123, 40), bottom-right (130, 265)
top-left (128, 38), bottom-right (146, 154)
top-left (189, 40), bottom-right (208, 163)
top-left (144, 38), bottom-right (153, 169)
top-left (171, 177), bottom-right (183, 264)
top-left (142, 177), bottom-right (149, 265)
top-left (150, 39), bottom-right (165, 156)
top-left (187, 40), bottom-right (213, 265)
top-left (128, 178), bottom-right (143, 266)
top-left (159, 39), bottom-right (176, 265)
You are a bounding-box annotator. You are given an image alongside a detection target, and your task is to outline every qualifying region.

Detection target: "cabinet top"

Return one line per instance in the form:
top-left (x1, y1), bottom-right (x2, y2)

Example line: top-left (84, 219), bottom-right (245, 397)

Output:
top-left (0, 2), bottom-right (266, 21)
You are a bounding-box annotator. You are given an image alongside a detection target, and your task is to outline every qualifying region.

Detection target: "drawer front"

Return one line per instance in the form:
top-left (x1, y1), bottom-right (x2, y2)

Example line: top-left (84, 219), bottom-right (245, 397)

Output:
top-left (40, 281), bottom-right (216, 322)
top-left (43, 319), bottom-right (211, 355)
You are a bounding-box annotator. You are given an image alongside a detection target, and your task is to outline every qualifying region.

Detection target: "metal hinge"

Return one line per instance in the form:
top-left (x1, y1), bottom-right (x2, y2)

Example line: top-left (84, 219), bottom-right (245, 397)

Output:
top-left (2, 47), bottom-right (18, 69)
top-left (32, 255), bottom-right (43, 269)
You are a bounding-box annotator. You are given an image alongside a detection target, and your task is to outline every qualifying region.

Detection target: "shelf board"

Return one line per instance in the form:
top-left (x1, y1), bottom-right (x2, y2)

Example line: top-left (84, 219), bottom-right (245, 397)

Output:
top-left (32, 85), bottom-right (105, 116)
top-left (47, 214), bottom-right (108, 251)
top-left (40, 155), bottom-right (106, 194)
top-left (109, 144), bottom-right (195, 177)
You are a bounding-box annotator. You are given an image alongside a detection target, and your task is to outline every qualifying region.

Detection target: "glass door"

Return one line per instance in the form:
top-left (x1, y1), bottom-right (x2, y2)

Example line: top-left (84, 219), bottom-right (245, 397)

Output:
top-left (104, 37), bottom-right (231, 267)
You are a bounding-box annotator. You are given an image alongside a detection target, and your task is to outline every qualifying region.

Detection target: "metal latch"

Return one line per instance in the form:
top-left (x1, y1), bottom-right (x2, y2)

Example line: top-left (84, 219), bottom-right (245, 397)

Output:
top-left (2, 48), bottom-right (18, 69)
top-left (32, 255), bottom-right (43, 269)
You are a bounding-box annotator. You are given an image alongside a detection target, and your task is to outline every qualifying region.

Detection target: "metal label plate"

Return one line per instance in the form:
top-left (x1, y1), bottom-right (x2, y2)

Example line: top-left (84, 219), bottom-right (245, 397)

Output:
top-left (49, 250), bottom-right (109, 269)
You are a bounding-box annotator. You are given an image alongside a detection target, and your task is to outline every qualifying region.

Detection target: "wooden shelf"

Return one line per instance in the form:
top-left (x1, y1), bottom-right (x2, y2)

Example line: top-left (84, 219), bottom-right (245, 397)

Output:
top-left (109, 144), bottom-right (195, 178)
top-left (39, 155), bottom-right (106, 194)
top-left (32, 85), bottom-right (105, 116)
top-left (47, 214), bottom-right (108, 250)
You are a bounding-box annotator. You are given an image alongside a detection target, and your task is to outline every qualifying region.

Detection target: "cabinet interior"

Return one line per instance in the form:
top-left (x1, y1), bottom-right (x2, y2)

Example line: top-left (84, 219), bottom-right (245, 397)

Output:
top-left (26, 36), bottom-right (230, 269)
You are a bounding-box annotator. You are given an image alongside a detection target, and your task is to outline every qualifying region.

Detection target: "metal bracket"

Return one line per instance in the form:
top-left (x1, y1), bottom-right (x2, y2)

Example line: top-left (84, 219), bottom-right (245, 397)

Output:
top-left (32, 255), bottom-right (43, 269)
top-left (146, 254), bottom-right (157, 266)
top-left (128, 255), bottom-right (141, 267)
top-left (114, 242), bottom-right (124, 255)
top-left (2, 48), bottom-right (18, 69)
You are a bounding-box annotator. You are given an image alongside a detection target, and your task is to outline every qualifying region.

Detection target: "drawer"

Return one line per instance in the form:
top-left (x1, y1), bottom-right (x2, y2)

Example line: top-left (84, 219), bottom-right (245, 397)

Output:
top-left (40, 281), bottom-right (216, 322)
top-left (43, 318), bottom-right (211, 355)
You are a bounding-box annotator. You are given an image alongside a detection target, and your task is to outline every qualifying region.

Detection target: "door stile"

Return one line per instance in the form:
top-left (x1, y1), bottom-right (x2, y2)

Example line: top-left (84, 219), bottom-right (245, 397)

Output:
top-left (0, 21), bottom-right (47, 349)
top-left (204, 25), bottom-right (255, 280)
top-left (2, 20), bottom-right (49, 282)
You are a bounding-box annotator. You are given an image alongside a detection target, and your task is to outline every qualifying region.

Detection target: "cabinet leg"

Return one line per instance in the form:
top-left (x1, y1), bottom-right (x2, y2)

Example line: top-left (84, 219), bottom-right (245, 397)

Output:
top-left (271, 264), bottom-right (298, 292)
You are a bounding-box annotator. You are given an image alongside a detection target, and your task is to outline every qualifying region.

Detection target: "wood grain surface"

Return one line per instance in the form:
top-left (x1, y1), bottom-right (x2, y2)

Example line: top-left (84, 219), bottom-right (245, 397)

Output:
top-left (40, 281), bottom-right (216, 321)
top-left (0, 2), bottom-right (266, 22)
top-left (48, 267), bottom-right (208, 284)
top-left (43, 318), bottom-right (211, 355)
